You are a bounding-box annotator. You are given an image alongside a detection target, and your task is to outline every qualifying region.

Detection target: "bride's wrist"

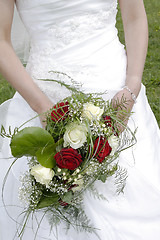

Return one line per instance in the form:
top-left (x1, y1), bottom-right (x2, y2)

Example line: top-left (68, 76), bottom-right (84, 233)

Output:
top-left (125, 75), bottom-right (142, 97)
top-left (36, 102), bottom-right (53, 115)
top-left (122, 86), bottom-right (137, 103)
top-left (32, 97), bottom-right (53, 115)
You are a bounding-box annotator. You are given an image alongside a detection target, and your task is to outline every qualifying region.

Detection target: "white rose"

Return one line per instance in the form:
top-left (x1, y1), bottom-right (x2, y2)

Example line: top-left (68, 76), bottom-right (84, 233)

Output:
top-left (63, 122), bottom-right (88, 149)
top-left (31, 164), bottom-right (54, 187)
top-left (108, 135), bottom-right (119, 155)
top-left (82, 103), bottom-right (104, 120)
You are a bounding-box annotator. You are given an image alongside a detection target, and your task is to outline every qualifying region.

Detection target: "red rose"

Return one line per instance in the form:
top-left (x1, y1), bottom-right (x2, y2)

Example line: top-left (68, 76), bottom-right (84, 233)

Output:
top-left (51, 101), bottom-right (69, 122)
top-left (103, 115), bottom-right (112, 127)
top-left (93, 136), bottom-right (112, 163)
top-left (54, 148), bottom-right (82, 170)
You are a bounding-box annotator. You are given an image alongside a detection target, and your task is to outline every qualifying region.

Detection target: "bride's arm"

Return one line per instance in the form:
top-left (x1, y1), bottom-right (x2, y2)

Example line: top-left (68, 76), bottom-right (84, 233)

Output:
top-left (119, 0), bottom-right (148, 96)
top-left (0, 0), bottom-right (53, 116)
top-left (112, 0), bottom-right (148, 130)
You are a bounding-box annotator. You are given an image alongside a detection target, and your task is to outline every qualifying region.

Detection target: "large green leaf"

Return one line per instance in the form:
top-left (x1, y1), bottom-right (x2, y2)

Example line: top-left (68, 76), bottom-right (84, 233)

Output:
top-left (37, 191), bottom-right (59, 209)
top-left (10, 127), bottom-right (55, 157)
top-left (36, 145), bottom-right (56, 168)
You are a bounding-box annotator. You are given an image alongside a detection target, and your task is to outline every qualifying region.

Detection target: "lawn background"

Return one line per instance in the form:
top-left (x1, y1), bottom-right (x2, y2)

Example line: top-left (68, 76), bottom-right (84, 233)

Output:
top-left (0, 0), bottom-right (160, 126)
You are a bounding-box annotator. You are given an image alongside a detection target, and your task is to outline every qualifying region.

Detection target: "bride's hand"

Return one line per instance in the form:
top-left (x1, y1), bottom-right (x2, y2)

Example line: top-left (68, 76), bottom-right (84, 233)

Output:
top-left (111, 88), bottom-right (135, 133)
top-left (36, 102), bottom-right (53, 129)
top-left (39, 113), bottom-right (48, 129)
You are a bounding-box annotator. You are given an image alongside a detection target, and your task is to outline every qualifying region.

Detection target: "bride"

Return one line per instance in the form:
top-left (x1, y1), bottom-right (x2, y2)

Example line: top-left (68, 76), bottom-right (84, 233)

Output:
top-left (0, 0), bottom-right (160, 239)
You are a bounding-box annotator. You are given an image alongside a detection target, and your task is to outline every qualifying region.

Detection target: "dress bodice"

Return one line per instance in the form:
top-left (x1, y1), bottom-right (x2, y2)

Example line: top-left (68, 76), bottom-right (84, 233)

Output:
top-left (15, 0), bottom-right (125, 101)
top-left (16, 0), bottom-right (118, 50)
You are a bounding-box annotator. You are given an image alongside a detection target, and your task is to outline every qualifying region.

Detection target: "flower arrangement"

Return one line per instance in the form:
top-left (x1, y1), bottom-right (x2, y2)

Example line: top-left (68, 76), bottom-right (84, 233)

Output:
top-left (0, 78), bottom-right (136, 238)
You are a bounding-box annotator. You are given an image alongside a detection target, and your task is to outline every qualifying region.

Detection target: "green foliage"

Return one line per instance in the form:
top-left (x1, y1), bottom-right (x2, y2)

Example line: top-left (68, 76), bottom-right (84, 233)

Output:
top-left (0, 125), bottom-right (18, 138)
top-left (62, 191), bottom-right (73, 204)
top-left (98, 164), bottom-right (118, 183)
top-left (10, 127), bottom-right (57, 168)
top-left (115, 166), bottom-right (128, 194)
top-left (0, 75), bottom-right (15, 104)
top-left (37, 191), bottom-right (59, 209)
top-left (36, 145), bottom-right (56, 168)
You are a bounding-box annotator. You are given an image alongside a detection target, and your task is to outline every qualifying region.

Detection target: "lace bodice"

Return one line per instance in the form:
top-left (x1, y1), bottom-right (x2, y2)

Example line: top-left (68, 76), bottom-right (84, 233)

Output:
top-left (15, 0), bottom-right (125, 101)
top-left (16, 0), bottom-right (117, 49)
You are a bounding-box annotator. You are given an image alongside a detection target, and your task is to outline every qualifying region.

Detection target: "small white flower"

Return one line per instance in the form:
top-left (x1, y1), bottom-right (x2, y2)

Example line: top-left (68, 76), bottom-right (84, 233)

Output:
top-left (108, 135), bottom-right (119, 155)
top-left (82, 103), bottom-right (104, 121)
top-left (76, 169), bottom-right (80, 173)
top-left (63, 122), bottom-right (88, 149)
top-left (30, 164), bottom-right (54, 187)
top-left (72, 168), bottom-right (80, 175)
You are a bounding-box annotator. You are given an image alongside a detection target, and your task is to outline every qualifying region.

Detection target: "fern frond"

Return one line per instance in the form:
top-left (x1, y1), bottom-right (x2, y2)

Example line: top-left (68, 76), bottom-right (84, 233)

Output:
top-left (114, 166), bottom-right (128, 194)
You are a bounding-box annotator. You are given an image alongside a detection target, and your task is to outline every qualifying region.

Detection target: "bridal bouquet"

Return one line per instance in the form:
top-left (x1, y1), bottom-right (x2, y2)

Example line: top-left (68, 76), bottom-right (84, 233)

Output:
top-left (1, 83), bottom-right (136, 237)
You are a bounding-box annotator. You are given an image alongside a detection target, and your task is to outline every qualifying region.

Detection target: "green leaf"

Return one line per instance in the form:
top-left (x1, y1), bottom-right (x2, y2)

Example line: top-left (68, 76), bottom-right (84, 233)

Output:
top-left (61, 191), bottom-right (73, 204)
top-left (55, 138), bottom-right (64, 148)
top-left (37, 191), bottom-right (59, 209)
top-left (98, 174), bottom-right (107, 183)
top-left (10, 127), bottom-right (55, 158)
top-left (36, 145), bottom-right (56, 168)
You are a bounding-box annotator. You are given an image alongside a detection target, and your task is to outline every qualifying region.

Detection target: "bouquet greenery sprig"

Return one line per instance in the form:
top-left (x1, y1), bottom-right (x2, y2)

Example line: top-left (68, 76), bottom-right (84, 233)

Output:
top-left (1, 79), bottom-right (136, 239)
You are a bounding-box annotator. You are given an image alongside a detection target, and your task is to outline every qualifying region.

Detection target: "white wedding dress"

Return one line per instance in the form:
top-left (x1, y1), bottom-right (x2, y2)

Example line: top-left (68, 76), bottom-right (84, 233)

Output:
top-left (0, 0), bottom-right (160, 239)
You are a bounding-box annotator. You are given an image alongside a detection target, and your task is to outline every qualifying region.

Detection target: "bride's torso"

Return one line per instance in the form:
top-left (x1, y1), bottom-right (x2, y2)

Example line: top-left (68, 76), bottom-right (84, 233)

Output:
top-left (15, 0), bottom-right (126, 99)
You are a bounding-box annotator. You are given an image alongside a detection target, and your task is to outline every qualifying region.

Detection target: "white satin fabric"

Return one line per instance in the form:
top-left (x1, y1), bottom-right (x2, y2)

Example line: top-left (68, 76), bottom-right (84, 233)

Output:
top-left (0, 0), bottom-right (160, 239)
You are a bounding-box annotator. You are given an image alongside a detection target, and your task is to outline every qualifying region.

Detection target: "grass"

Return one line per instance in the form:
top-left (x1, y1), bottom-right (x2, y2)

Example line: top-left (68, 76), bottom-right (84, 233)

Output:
top-left (0, 0), bottom-right (159, 126)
